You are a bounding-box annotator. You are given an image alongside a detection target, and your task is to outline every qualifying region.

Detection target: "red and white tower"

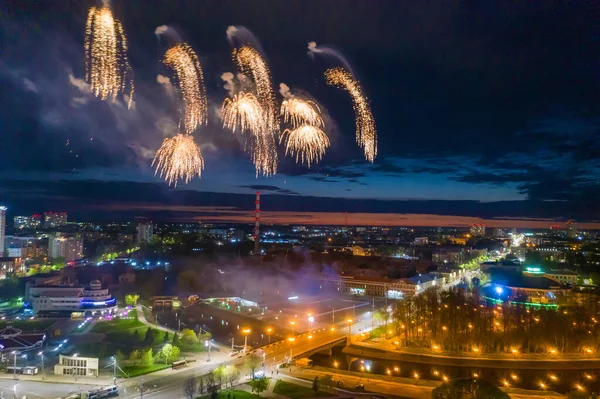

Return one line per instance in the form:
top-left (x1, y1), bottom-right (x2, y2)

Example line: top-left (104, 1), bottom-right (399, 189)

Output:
top-left (254, 191), bottom-right (261, 255)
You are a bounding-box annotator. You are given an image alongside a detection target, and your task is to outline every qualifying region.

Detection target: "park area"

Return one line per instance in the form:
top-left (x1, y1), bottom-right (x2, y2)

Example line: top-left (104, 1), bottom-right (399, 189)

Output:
top-left (75, 310), bottom-right (208, 376)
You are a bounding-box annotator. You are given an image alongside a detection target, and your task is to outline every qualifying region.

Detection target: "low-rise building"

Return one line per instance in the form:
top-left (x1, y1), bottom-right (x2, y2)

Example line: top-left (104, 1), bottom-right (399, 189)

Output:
top-left (27, 280), bottom-right (117, 318)
top-left (545, 270), bottom-right (578, 285)
top-left (54, 354), bottom-right (99, 377)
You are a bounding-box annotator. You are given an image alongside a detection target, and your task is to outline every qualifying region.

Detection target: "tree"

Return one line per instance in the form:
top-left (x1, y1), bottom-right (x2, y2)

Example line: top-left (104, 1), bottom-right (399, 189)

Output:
top-left (312, 377), bottom-right (319, 393)
top-left (248, 377), bottom-right (268, 396)
top-left (245, 354), bottom-right (262, 379)
top-left (226, 365), bottom-right (239, 388)
top-left (198, 330), bottom-right (212, 342)
top-left (172, 333), bottom-right (180, 345)
top-left (144, 328), bottom-right (157, 345)
top-left (320, 375), bottom-right (335, 392)
top-left (129, 349), bottom-right (141, 366)
top-left (125, 294), bottom-right (140, 307)
top-left (213, 366), bottom-right (226, 388)
top-left (181, 328), bottom-right (200, 344)
top-left (164, 332), bottom-right (170, 343)
top-left (115, 350), bottom-right (125, 365)
top-left (206, 371), bottom-right (218, 393)
top-left (198, 377), bottom-right (205, 395)
top-left (140, 348), bottom-right (154, 367)
top-left (432, 378), bottom-right (509, 399)
top-left (184, 377), bottom-right (197, 399)
top-left (161, 344), bottom-right (181, 364)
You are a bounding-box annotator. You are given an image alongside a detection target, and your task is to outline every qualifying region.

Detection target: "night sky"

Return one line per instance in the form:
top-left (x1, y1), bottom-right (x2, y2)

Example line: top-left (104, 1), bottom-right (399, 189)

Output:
top-left (2, 1), bottom-right (600, 227)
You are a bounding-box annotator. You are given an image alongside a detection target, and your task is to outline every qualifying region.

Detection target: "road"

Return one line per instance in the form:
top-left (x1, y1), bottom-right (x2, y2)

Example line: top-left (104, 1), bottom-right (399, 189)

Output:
top-left (0, 304), bottom-right (377, 398)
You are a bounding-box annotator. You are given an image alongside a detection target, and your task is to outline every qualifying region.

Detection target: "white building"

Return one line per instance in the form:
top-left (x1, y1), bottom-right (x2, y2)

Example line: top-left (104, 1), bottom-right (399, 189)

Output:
top-left (55, 354), bottom-right (98, 377)
top-left (49, 235), bottom-right (83, 262)
top-left (136, 222), bottom-right (153, 244)
top-left (28, 280), bottom-right (117, 318)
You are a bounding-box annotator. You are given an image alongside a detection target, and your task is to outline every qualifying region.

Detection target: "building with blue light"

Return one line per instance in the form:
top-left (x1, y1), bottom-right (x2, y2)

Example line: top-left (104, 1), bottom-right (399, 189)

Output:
top-left (485, 268), bottom-right (570, 307)
top-left (27, 280), bottom-right (117, 318)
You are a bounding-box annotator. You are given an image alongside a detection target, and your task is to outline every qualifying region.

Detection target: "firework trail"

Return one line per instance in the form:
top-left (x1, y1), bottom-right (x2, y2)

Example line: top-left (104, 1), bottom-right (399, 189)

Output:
top-left (163, 42), bottom-right (208, 133)
top-left (308, 42), bottom-right (377, 162)
top-left (152, 133), bottom-right (204, 187)
top-left (85, 4), bottom-right (134, 108)
top-left (222, 26), bottom-right (278, 176)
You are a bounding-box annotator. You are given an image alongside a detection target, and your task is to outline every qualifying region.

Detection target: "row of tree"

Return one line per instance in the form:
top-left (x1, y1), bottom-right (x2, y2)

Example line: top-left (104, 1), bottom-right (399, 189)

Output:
top-left (388, 286), bottom-right (600, 354)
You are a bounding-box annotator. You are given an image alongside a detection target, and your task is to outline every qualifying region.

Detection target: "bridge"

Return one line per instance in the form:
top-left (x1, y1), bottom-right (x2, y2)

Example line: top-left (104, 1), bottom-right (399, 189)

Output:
top-left (291, 336), bottom-right (347, 359)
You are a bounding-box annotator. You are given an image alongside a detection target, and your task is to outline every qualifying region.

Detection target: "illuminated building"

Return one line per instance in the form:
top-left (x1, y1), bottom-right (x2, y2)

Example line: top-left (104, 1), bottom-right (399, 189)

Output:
top-left (49, 235), bottom-right (83, 262)
top-left (566, 220), bottom-right (577, 239)
top-left (5, 236), bottom-right (48, 260)
top-left (136, 222), bottom-right (153, 244)
top-left (0, 206), bottom-right (5, 257)
top-left (44, 212), bottom-right (67, 229)
top-left (469, 224), bottom-right (486, 237)
top-left (14, 214), bottom-right (42, 231)
top-left (28, 280), bottom-right (117, 317)
top-left (0, 258), bottom-right (20, 279)
top-left (55, 354), bottom-right (99, 377)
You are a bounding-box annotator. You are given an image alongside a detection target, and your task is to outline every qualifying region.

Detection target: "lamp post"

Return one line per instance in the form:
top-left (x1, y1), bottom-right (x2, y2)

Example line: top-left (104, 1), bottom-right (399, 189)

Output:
top-left (38, 352), bottom-right (44, 380)
top-left (11, 351), bottom-right (17, 380)
top-left (308, 315), bottom-right (314, 333)
top-left (290, 321), bottom-right (296, 336)
top-left (140, 377), bottom-right (144, 399)
top-left (346, 319), bottom-right (353, 342)
top-left (287, 337), bottom-right (295, 363)
top-left (266, 327), bottom-right (272, 344)
top-left (242, 328), bottom-right (251, 353)
top-left (205, 340), bottom-right (211, 362)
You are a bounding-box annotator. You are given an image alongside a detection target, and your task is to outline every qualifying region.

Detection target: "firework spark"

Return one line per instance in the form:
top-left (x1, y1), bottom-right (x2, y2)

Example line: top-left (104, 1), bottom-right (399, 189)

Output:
top-left (152, 133), bottom-right (204, 187)
top-left (223, 44), bottom-right (278, 176)
top-left (163, 42), bottom-right (207, 133)
top-left (281, 98), bottom-right (324, 128)
top-left (222, 92), bottom-right (278, 176)
top-left (85, 5), bottom-right (134, 108)
top-left (325, 67), bottom-right (377, 162)
top-left (280, 125), bottom-right (330, 167)
top-left (222, 92), bottom-right (265, 134)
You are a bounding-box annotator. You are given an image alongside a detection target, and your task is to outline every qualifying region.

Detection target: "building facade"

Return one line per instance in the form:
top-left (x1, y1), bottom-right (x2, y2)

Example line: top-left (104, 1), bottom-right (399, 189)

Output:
top-left (43, 212), bottom-right (67, 229)
top-left (49, 235), bottom-right (83, 262)
top-left (27, 280), bottom-right (117, 317)
top-left (136, 222), bottom-right (153, 244)
top-left (55, 354), bottom-right (99, 377)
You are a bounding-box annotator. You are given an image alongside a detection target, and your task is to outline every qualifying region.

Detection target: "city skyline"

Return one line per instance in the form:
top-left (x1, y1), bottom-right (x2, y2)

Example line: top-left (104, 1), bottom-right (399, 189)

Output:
top-left (2, 1), bottom-right (600, 224)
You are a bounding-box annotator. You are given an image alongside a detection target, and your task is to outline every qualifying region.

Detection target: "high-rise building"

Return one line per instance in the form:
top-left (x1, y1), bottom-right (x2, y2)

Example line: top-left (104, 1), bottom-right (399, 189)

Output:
top-left (469, 224), bottom-right (486, 237)
top-left (49, 235), bottom-right (83, 262)
top-left (5, 236), bottom-right (47, 260)
top-left (0, 207), bottom-right (6, 257)
top-left (44, 212), bottom-right (68, 229)
top-left (136, 222), bottom-right (153, 244)
top-left (566, 220), bottom-right (577, 239)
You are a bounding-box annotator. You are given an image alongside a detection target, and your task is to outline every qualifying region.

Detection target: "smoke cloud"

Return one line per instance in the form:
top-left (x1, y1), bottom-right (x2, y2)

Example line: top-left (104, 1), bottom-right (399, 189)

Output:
top-left (307, 41), bottom-right (357, 78)
top-left (278, 83), bottom-right (292, 98)
top-left (154, 25), bottom-right (169, 36)
top-left (221, 72), bottom-right (235, 96)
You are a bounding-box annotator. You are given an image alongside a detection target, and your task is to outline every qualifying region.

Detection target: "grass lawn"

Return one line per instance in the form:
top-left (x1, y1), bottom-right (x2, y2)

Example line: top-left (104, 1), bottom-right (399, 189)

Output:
top-left (0, 319), bottom-right (56, 332)
top-left (273, 380), bottom-right (333, 399)
top-left (105, 326), bottom-right (173, 348)
top-left (91, 311), bottom-right (144, 333)
top-left (121, 364), bottom-right (170, 377)
top-left (197, 389), bottom-right (262, 399)
top-left (178, 341), bottom-right (206, 353)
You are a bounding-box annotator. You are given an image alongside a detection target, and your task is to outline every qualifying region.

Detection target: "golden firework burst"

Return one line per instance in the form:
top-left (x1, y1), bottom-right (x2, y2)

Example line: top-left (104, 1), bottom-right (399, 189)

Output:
top-left (85, 5), bottom-right (134, 108)
top-left (281, 98), bottom-right (324, 128)
top-left (325, 67), bottom-right (377, 162)
top-left (152, 133), bottom-right (204, 187)
top-left (280, 125), bottom-right (330, 167)
top-left (163, 42), bottom-right (207, 133)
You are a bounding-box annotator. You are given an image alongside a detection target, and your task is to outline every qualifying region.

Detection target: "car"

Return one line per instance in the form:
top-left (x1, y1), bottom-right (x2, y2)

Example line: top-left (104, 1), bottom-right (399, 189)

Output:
top-left (355, 384), bottom-right (365, 391)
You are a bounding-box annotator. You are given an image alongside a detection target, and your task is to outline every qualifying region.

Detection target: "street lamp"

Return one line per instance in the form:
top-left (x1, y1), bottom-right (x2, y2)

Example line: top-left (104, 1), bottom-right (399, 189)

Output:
top-left (308, 314), bottom-right (314, 332)
top-left (11, 351), bottom-right (17, 380)
top-left (111, 355), bottom-right (117, 385)
top-left (266, 327), bottom-right (272, 344)
top-left (38, 351), bottom-right (44, 380)
top-left (242, 328), bottom-right (251, 353)
top-left (346, 319), bottom-right (353, 339)
top-left (287, 337), bottom-right (295, 362)
top-left (205, 340), bottom-right (211, 362)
